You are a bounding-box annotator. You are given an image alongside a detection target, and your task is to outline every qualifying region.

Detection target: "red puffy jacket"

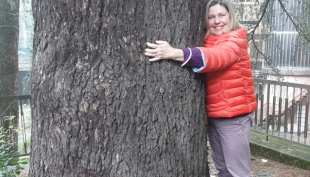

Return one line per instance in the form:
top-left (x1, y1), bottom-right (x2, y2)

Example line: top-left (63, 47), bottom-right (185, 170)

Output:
top-left (195, 28), bottom-right (257, 118)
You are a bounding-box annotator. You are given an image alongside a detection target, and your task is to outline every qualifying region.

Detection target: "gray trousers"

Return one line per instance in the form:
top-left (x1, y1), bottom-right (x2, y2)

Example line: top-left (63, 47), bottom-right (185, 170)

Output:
top-left (208, 112), bottom-right (254, 177)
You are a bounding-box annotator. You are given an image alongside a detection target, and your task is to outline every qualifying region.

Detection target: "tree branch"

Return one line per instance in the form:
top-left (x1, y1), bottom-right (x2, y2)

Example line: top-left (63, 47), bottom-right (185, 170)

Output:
top-left (246, 0), bottom-right (280, 76)
top-left (247, 0), bottom-right (271, 42)
top-left (0, 12), bottom-right (18, 17)
top-left (0, 25), bottom-right (19, 30)
top-left (277, 0), bottom-right (310, 43)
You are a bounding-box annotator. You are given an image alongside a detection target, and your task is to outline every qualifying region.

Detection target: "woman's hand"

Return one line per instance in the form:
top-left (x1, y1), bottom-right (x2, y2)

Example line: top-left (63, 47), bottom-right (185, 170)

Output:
top-left (145, 41), bottom-right (183, 62)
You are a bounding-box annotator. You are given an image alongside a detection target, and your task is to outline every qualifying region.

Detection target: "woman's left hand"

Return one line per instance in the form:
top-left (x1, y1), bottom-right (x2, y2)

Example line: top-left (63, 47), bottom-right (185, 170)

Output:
top-left (145, 41), bottom-right (183, 62)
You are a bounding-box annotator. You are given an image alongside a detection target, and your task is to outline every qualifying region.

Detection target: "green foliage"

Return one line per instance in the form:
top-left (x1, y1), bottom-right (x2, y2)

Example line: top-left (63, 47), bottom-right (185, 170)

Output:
top-left (0, 116), bottom-right (26, 177)
top-left (18, 157), bottom-right (29, 165)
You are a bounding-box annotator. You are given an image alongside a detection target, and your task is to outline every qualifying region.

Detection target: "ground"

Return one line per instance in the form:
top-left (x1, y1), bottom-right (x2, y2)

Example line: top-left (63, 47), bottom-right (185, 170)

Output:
top-left (15, 155), bottom-right (310, 177)
top-left (209, 155), bottom-right (310, 177)
top-left (250, 156), bottom-right (310, 177)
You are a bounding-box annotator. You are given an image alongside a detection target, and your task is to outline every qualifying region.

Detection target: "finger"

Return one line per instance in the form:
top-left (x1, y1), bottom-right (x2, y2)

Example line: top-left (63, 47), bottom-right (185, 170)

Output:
top-left (155, 40), bottom-right (168, 45)
top-left (149, 57), bottom-right (161, 62)
top-left (146, 42), bottom-right (158, 49)
top-left (145, 48), bottom-right (157, 54)
top-left (145, 52), bottom-right (156, 57)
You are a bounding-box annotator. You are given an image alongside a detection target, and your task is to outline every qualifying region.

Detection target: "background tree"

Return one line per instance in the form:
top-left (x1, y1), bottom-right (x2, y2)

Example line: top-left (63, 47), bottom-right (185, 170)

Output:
top-left (0, 0), bottom-right (19, 136)
top-left (18, 0), bottom-right (34, 96)
top-left (0, 0), bottom-right (19, 104)
top-left (30, 0), bottom-right (208, 176)
top-left (233, 0), bottom-right (310, 77)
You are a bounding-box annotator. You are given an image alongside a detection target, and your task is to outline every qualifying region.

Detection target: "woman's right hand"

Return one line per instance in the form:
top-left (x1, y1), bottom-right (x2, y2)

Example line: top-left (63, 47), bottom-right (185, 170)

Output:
top-left (145, 41), bottom-right (183, 62)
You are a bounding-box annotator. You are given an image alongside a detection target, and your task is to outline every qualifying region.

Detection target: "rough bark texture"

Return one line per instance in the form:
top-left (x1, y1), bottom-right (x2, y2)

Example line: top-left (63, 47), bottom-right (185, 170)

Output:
top-left (30, 0), bottom-right (208, 176)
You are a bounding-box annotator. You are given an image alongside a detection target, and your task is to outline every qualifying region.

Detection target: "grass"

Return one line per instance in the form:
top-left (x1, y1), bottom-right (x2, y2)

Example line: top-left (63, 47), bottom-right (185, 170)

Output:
top-left (250, 131), bottom-right (310, 170)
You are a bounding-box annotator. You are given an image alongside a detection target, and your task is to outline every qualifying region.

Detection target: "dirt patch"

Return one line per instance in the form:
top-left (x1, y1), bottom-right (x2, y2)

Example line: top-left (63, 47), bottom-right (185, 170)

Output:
top-left (251, 156), bottom-right (310, 177)
top-left (209, 155), bottom-right (310, 177)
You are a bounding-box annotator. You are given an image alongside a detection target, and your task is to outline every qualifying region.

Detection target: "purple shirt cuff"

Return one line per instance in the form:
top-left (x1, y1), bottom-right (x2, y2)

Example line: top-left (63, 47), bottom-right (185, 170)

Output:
top-left (181, 48), bottom-right (204, 68)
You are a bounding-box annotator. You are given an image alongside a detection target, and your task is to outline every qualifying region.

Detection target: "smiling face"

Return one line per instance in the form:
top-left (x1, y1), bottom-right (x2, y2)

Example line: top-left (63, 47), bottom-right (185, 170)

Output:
top-left (207, 4), bottom-right (231, 36)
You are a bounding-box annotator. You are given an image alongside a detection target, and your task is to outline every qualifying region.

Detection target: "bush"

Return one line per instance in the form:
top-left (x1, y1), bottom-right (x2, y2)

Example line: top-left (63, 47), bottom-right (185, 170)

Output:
top-left (0, 116), bottom-right (25, 177)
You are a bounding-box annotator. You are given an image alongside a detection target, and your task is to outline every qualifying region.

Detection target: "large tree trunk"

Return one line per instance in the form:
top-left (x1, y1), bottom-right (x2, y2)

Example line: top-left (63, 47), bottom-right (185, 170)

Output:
top-left (30, 1), bottom-right (208, 176)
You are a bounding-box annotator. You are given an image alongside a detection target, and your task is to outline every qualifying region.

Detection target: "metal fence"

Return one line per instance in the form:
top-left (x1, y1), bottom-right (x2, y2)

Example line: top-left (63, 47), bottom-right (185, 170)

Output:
top-left (0, 95), bottom-right (31, 155)
top-left (253, 79), bottom-right (310, 146)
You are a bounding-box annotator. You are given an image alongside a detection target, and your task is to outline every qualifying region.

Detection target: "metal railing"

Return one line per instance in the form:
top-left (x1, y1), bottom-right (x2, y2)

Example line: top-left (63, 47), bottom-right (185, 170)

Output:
top-left (0, 95), bottom-right (31, 155)
top-left (253, 79), bottom-right (310, 146)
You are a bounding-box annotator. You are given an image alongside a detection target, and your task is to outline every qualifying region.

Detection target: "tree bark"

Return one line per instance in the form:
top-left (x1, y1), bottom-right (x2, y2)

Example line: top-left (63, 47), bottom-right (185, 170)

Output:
top-left (30, 0), bottom-right (208, 176)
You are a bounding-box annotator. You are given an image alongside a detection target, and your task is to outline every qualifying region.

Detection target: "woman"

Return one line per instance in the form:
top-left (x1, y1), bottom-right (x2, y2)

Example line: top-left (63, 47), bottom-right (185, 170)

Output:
top-left (145, 0), bottom-right (257, 177)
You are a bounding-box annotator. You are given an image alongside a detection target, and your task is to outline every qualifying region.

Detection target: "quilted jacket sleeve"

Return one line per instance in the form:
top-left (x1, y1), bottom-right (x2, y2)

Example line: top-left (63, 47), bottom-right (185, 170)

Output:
top-left (194, 40), bottom-right (241, 73)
